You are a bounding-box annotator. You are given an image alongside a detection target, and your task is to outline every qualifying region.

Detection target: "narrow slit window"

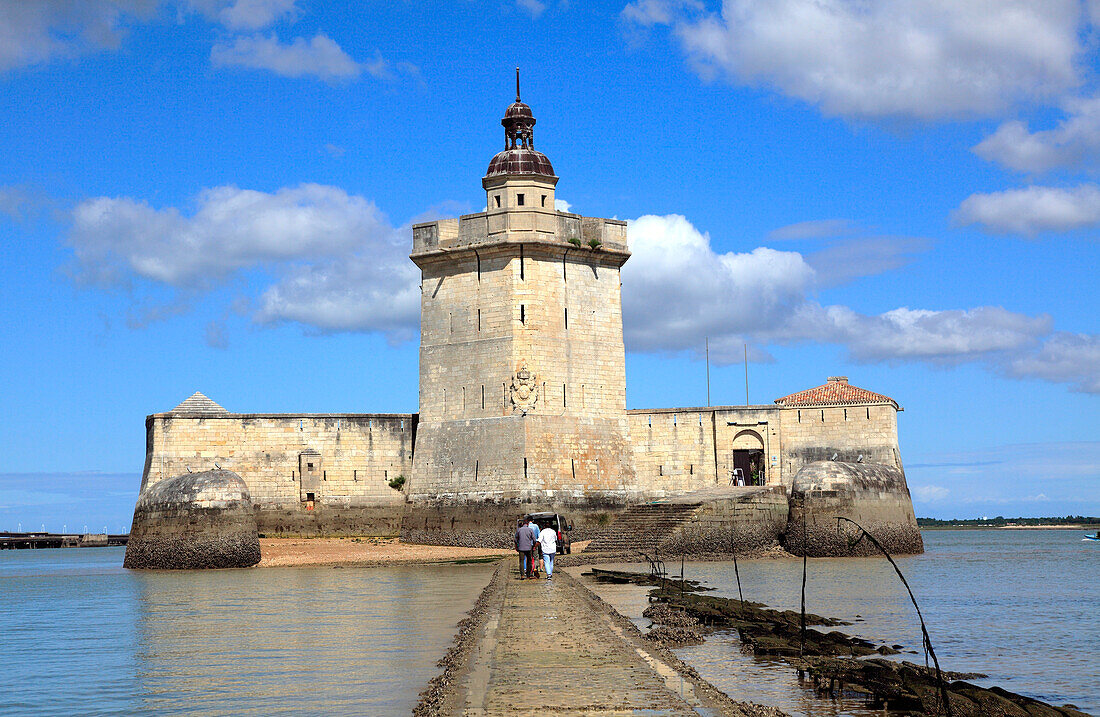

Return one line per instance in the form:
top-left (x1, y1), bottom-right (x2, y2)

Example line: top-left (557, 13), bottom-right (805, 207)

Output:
top-left (844, 408), bottom-right (848, 420)
top-left (866, 407), bottom-right (870, 419)
top-left (563, 383), bottom-right (567, 407)
top-left (519, 245), bottom-right (525, 280)
top-left (481, 385), bottom-right (485, 410)
top-left (821, 410), bottom-right (825, 422)
top-left (477, 308), bottom-right (481, 332)
top-left (523, 458), bottom-right (528, 479)
top-left (798, 410), bottom-right (801, 423)
top-left (520, 304), bottom-right (525, 324)
top-left (517, 193), bottom-right (525, 206)
top-left (564, 308), bottom-right (568, 329)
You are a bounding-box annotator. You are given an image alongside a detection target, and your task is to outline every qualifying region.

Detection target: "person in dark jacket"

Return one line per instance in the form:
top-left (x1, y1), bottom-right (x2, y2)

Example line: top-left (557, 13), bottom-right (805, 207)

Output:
top-left (515, 518), bottom-right (535, 578)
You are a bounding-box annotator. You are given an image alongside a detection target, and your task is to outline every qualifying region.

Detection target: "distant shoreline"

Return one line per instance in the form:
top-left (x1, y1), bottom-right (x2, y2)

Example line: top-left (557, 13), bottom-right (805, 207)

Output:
top-left (920, 524), bottom-right (1097, 530)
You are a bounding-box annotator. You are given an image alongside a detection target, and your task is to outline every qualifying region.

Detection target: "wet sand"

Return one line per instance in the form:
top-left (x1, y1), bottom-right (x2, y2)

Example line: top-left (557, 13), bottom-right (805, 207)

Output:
top-left (258, 538), bottom-right (593, 568)
top-left (258, 537), bottom-right (513, 568)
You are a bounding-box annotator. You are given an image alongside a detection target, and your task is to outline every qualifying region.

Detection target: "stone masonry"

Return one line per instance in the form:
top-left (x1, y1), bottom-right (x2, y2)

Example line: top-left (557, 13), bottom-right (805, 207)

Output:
top-left (131, 82), bottom-right (921, 553)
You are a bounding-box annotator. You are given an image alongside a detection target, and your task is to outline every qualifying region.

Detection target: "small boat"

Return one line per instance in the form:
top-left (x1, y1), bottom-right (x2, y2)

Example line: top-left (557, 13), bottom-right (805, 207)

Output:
top-left (1084, 532), bottom-right (1100, 541)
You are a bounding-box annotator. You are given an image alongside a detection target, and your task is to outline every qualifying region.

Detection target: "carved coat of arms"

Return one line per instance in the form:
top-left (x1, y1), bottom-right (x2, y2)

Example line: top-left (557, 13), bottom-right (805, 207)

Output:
top-left (510, 362), bottom-right (539, 415)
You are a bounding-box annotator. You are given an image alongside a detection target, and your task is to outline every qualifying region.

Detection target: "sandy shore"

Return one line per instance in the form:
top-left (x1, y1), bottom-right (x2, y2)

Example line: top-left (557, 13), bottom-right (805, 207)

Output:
top-left (258, 537), bottom-right (513, 568)
top-left (258, 537), bottom-right (594, 568)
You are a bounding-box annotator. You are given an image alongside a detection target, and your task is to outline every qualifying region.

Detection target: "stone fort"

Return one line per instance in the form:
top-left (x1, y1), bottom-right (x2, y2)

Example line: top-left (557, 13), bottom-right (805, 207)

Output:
top-left (135, 81), bottom-right (921, 556)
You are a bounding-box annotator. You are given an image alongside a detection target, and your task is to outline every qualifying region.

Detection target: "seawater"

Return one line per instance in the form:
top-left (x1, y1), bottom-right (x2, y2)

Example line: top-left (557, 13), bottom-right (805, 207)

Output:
top-left (578, 529), bottom-right (1099, 716)
top-left (0, 548), bottom-right (493, 716)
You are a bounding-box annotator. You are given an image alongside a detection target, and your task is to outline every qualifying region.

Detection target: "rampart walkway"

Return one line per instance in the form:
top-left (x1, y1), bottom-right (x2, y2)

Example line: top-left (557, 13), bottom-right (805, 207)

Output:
top-left (424, 562), bottom-right (765, 716)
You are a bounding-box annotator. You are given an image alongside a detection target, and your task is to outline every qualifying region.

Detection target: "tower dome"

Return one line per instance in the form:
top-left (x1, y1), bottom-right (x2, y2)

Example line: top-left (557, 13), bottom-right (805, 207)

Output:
top-left (485, 69), bottom-right (556, 179)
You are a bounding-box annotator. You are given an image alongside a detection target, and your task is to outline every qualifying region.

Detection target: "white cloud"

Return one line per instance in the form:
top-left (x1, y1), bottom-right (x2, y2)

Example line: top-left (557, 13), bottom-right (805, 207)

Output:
top-left (791, 305), bottom-right (1051, 363)
top-left (622, 214), bottom-right (815, 358)
top-left (554, 198), bottom-right (572, 212)
top-left (69, 183), bottom-right (391, 286)
top-left (1005, 332), bottom-right (1100, 393)
top-left (0, 0), bottom-right (154, 72)
top-left (68, 183), bottom-right (421, 343)
top-left (767, 219), bottom-right (853, 240)
top-left (516, 0), bottom-right (547, 18)
top-left (953, 184), bottom-right (1100, 235)
top-left (204, 320), bottom-right (229, 349)
top-left (210, 33), bottom-right (362, 80)
top-left (624, 0), bottom-right (1087, 121)
top-left (186, 0), bottom-right (297, 30)
top-left (622, 214), bottom-right (1055, 375)
top-left (912, 485), bottom-right (949, 502)
top-left (256, 251), bottom-right (420, 344)
top-left (973, 97), bottom-right (1100, 173)
top-left (804, 236), bottom-right (931, 287)
top-left (0, 186), bottom-right (28, 219)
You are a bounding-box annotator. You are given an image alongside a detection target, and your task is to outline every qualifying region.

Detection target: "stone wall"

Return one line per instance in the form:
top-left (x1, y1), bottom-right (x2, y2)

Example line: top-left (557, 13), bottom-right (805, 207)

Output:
top-left (776, 404), bottom-right (901, 479)
top-left (141, 412), bottom-right (415, 535)
top-left (408, 207), bottom-right (636, 504)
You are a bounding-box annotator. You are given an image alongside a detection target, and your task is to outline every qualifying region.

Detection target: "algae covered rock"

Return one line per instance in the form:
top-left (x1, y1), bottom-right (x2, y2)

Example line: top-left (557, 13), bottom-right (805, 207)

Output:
top-left (124, 469), bottom-right (261, 570)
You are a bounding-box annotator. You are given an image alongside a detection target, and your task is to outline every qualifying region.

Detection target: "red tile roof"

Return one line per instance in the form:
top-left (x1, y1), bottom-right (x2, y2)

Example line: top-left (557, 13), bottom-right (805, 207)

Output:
top-left (774, 377), bottom-right (898, 409)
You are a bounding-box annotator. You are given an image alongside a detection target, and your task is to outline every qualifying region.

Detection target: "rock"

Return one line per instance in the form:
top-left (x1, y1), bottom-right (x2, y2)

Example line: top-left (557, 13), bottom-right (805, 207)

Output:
top-left (123, 469), bottom-right (261, 570)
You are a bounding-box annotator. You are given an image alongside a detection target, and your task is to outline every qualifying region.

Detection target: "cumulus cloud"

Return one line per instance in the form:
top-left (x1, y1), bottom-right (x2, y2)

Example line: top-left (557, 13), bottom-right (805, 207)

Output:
top-left (257, 252), bottom-right (420, 343)
top-left (69, 183), bottom-right (392, 286)
top-left (621, 213), bottom-right (1076, 390)
top-left (953, 184), bottom-right (1100, 235)
top-left (211, 33), bottom-right (362, 80)
top-left (621, 214), bottom-right (815, 358)
top-left (68, 182), bottom-right (421, 343)
top-left (554, 199), bottom-right (572, 212)
top-left (0, 0), bottom-right (155, 72)
top-left (1005, 332), bottom-right (1100, 393)
top-left (973, 97), bottom-right (1100, 173)
top-left (623, 0), bottom-right (1087, 121)
top-left (185, 0), bottom-right (297, 30)
top-left (783, 305), bottom-right (1051, 363)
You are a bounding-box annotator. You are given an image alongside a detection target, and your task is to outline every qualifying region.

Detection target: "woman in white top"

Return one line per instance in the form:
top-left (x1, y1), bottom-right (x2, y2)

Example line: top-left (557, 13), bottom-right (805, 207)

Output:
top-left (537, 526), bottom-right (557, 579)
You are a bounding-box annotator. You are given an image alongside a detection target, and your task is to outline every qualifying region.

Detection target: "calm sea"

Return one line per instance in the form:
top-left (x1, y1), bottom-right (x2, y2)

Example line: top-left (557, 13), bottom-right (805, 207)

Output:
top-left (0, 548), bottom-right (493, 716)
top-left (577, 529), bottom-right (1099, 716)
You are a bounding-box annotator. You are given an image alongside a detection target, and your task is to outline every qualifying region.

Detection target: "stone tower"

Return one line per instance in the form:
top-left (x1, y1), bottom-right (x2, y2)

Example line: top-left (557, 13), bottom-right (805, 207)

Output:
top-left (407, 73), bottom-right (637, 518)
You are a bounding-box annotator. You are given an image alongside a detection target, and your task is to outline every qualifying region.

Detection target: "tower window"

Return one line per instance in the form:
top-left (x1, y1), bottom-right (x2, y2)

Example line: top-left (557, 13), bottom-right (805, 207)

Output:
top-left (517, 193), bottom-right (525, 206)
top-left (520, 304), bottom-right (525, 324)
top-left (541, 195), bottom-right (547, 207)
top-left (564, 308), bottom-right (568, 329)
top-left (477, 308), bottom-right (481, 332)
top-left (495, 195), bottom-right (501, 208)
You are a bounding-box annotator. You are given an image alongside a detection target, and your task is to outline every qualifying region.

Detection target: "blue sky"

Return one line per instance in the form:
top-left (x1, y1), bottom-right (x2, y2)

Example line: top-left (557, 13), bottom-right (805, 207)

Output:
top-left (0, 0), bottom-right (1098, 531)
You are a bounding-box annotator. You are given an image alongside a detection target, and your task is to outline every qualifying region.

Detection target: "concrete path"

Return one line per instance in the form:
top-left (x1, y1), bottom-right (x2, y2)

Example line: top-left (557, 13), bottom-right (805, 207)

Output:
top-left (451, 564), bottom-right (727, 716)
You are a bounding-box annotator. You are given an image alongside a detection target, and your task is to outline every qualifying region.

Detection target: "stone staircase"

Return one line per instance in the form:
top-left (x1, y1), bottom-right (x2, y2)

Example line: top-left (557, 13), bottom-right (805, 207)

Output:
top-left (583, 501), bottom-right (703, 555)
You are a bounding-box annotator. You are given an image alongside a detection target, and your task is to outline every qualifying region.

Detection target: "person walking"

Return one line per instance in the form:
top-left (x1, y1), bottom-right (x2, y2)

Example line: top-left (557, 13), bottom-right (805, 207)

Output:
top-left (528, 518), bottom-right (541, 578)
top-left (537, 523), bottom-right (557, 579)
top-left (515, 518), bottom-right (535, 579)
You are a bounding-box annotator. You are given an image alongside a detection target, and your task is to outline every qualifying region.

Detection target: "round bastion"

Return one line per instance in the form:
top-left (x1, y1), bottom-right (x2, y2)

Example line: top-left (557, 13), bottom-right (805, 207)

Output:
top-left (124, 469), bottom-right (261, 570)
top-left (783, 461), bottom-right (924, 557)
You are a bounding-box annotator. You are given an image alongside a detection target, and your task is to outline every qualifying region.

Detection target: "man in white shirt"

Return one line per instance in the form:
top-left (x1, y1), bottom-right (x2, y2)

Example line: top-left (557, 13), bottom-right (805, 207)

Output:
top-left (537, 524), bottom-right (557, 579)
